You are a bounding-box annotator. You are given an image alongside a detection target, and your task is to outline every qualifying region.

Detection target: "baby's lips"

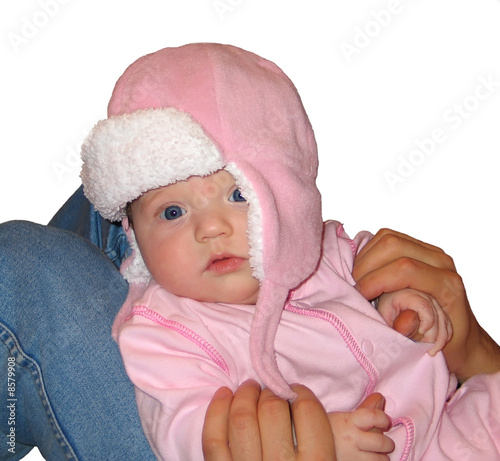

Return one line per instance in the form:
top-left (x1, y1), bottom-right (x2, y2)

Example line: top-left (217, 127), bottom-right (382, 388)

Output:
top-left (206, 255), bottom-right (245, 274)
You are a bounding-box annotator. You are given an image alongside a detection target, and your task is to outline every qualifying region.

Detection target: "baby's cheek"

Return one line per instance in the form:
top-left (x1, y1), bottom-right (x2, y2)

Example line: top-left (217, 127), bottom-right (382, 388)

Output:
top-left (152, 263), bottom-right (187, 293)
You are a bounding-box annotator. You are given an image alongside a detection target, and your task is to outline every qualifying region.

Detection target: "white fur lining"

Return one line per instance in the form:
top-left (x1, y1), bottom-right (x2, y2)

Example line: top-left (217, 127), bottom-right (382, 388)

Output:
top-left (122, 227), bottom-right (151, 284)
top-left (224, 163), bottom-right (264, 282)
top-left (81, 107), bottom-right (224, 221)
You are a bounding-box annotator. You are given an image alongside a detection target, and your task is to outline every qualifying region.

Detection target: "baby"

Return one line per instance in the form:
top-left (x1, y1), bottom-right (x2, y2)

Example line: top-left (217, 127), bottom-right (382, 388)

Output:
top-left (81, 44), bottom-right (499, 460)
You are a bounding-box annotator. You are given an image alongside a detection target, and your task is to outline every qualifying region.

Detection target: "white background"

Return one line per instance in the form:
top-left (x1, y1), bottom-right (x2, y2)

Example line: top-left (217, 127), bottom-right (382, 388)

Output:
top-left (1, 1), bottom-right (499, 459)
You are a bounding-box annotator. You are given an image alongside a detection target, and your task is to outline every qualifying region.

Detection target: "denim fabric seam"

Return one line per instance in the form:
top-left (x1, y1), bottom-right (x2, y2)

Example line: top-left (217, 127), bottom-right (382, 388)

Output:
top-left (0, 321), bottom-right (78, 461)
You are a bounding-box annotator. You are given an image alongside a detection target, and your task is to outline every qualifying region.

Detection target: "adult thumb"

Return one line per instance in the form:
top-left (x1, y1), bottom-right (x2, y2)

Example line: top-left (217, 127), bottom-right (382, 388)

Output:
top-left (357, 393), bottom-right (386, 434)
top-left (357, 392), bottom-right (385, 410)
top-left (393, 309), bottom-right (423, 341)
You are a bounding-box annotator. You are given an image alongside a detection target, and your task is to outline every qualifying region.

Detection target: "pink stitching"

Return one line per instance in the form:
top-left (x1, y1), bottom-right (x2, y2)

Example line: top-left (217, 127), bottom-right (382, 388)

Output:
top-left (391, 417), bottom-right (415, 461)
top-left (130, 305), bottom-right (230, 376)
top-left (285, 304), bottom-right (378, 396)
top-left (286, 303), bottom-right (414, 460)
top-left (336, 223), bottom-right (357, 256)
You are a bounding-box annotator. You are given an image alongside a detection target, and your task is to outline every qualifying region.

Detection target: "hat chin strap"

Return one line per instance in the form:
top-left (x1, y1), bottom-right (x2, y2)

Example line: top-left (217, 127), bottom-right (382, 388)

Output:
top-left (250, 279), bottom-right (296, 401)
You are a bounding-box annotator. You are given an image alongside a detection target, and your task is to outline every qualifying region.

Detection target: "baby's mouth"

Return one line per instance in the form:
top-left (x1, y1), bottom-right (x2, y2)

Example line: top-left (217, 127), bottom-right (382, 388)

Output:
top-left (206, 255), bottom-right (245, 274)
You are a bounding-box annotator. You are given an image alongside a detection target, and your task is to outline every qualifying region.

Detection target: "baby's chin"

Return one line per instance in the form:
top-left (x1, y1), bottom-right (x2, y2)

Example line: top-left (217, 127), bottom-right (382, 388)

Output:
top-left (197, 284), bottom-right (260, 305)
top-left (195, 280), bottom-right (260, 306)
top-left (196, 291), bottom-right (259, 306)
top-left (154, 270), bottom-right (260, 305)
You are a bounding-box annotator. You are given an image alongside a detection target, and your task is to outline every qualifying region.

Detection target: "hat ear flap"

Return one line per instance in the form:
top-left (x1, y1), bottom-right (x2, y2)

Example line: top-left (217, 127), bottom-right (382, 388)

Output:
top-left (120, 216), bottom-right (151, 284)
top-left (111, 216), bottom-right (150, 340)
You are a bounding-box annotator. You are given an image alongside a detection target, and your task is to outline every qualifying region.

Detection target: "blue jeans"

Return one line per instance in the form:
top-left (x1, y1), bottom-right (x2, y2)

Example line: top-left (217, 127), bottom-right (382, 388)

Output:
top-left (0, 187), bottom-right (155, 460)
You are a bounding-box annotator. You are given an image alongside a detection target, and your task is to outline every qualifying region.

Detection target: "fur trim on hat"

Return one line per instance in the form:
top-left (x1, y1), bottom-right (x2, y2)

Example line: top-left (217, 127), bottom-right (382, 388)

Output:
top-left (81, 107), bottom-right (224, 222)
top-left (224, 162), bottom-right (264, 282)
top-left (81, 106), bottom-right (266, 284)
top-left (121, 218), bottom-right (151, 284)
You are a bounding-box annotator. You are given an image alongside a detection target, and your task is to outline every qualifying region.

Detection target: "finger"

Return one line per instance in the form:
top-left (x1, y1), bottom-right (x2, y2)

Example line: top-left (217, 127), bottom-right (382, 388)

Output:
top-left (393, 309), bottom-right (423, 341)
top-left (203, 387), bottom-right (234, 461)
top-left (356, 393), bottom-right (384, 434)
top-left (356, 228), bottom-right (445, 261)
top-left (351, 408), bottom-right (392, 433)
top-left (418, 295), bottom-right (441, 344)
top-left (356, 392), bottom-right (385, 411)
top-left (426, 302), bottom-right (453, 356)
top-left (420, 316), bottom-right (439, 344)
top-left (353, 230), bottom-right (455, 284)
top-left (228, 380), bottom-right (263, 461)
top-left (257, 388), bottom-right (295, 460)
top-left (354, 393), bottom-right (391, 435)
top-left (290, 384), bottom-right (336, 460)
top-left (355, 258), bottom-right (462, 307)
top-left (357, 431), bottom-right (395, 455)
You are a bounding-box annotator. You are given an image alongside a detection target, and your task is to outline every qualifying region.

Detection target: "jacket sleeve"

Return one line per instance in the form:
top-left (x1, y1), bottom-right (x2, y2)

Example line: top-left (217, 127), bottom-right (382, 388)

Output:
top-left (117, 309), bottom-right (236, 460)
top-left (321, 220), bottom-right (373, 284)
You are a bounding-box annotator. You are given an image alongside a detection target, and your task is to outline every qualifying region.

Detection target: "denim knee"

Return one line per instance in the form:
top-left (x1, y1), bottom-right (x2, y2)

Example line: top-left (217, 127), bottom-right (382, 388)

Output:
top-left (0, 221), bottom-right (154, 460)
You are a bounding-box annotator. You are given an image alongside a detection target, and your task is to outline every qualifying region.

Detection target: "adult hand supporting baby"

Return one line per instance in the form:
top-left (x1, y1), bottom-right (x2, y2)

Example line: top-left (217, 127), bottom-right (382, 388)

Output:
top-left (352, 228), bottom-right (500, 383)
top-left (202, 380), bottom-right (336, 461)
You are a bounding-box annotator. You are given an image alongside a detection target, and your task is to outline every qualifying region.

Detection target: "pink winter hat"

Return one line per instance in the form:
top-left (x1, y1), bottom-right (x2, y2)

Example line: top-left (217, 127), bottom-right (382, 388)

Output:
top-left (81, 43), bottom-right (323, 399)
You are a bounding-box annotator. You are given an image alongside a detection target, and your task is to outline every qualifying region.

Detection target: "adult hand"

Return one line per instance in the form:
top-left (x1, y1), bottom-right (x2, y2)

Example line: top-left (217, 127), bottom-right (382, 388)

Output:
top-left (352, 228), bottom-right (500, 383)
top-left (202, 380), bottom-right (336, 461)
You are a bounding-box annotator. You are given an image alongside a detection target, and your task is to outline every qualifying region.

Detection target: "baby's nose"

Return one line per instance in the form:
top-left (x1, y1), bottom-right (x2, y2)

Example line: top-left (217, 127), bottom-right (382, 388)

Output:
top-left (195, 210), bottom-right (233, 242)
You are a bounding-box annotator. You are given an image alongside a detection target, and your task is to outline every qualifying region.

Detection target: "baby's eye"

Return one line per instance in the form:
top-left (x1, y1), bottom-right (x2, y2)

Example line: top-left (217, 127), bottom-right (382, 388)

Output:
top-left (229, 188), bottom-right (246, 203)
top-left (160, 205), bottom-right (186, 220)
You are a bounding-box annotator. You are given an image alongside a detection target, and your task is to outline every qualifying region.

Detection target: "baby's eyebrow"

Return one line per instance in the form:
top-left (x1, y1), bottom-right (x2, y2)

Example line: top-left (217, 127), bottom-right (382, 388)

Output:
top-left (139, 187), bottom-right (175, 210)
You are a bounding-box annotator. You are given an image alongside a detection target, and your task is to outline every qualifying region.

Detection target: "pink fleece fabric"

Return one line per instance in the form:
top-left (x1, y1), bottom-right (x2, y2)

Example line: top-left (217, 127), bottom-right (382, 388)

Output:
top-left (92, 43), bottom-right (324, 398)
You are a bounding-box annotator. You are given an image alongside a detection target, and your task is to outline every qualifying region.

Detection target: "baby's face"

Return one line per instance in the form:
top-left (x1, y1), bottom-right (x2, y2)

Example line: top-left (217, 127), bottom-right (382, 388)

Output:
top-left (129, 170), bottom-right (260, 304)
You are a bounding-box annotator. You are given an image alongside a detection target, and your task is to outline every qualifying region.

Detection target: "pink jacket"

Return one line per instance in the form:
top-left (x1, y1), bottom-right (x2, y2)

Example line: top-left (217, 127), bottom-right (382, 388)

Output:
top-left (114, 221), bottom-right (500, 460)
